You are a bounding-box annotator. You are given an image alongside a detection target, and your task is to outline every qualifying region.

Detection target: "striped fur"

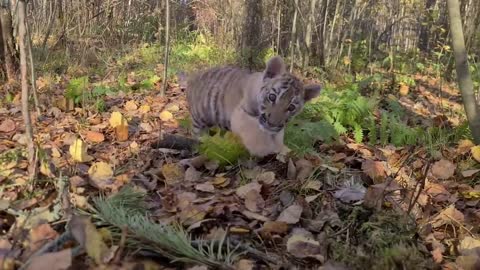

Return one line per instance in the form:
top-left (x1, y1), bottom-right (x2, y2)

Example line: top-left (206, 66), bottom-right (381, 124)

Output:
top-left (184, 56), bottom-right (321, 156)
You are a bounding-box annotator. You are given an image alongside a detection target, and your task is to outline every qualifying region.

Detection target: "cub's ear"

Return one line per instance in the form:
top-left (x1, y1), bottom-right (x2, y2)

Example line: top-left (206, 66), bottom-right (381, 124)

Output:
top-left (264, 56), bottom-right (286, 79)
top-left (304, 84), bottom-right (322, 102)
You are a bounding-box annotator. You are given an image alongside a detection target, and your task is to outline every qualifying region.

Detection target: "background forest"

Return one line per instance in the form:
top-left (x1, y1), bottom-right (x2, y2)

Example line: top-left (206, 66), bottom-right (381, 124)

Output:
top-left (1, 0), bottom-right (480, 269)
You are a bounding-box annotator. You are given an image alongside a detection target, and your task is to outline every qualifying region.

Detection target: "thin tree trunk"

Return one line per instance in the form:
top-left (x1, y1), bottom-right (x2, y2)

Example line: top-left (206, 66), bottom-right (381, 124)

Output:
top-left (26, 20), bottom-right (41, 116)
top-left (447, 0), bottom-right (480, 143)
top-left (161, 0), bottom-right (170, 97)
top-left (18, 0), bottom-right (36, 178)
top-left (289, 0), bottom-right (298, 72)
top-left (0, 3), bottom-right (19, 81)
top-left (304, 0), bottom-right (317, 67)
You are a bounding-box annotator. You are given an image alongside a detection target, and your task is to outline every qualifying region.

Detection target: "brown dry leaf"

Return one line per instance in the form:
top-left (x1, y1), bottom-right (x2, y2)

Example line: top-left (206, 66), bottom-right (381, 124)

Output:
top-left (296, 159), bottom-right (313, 180)
top-left (286, 228), bottom-right (324, 262)
top-left (431, 159), bottom-right (456, 180)
top-left (177, 192), bottom-right (197, 210)
top-left (109, 111), bottom-right (128, 128)
top-left (179, 205), bottom-right (207, 226)
top-left (362, 160), bottom-right (386, 183)
top-left (277, 204), bottom-right (303, 224)
top-left (195, 182), bottom-right (215, 193)
top-left (399, 83), bottom-right (409, 96)
top-left (241, 210), bottom-right (269, 222)
top-left (185, 166), bottom-right (202, 182)
top-left (236, 181), bottom-right (262, 199)
top-left (115, 124), bottom-right (129, 141)
top-left (139, 105), bottom-right (151, 114)
top-left (472, 146), bottom-right (480, 163)
top-left (244, 190), bottom-right (265, 213)
top-left (69, 138), bottom-right (93, 162)
top-left (256, 171), bottom-right (275, 185)
top-left (259, 221), bottom-right (288, 236)
top-left (332, 152), bottom-right (347, 162)
top-left (458, 140), bottom-right (475, 155)
top-left (26, 248), bottom-right (72, 270)
top-left (29, 223), bottom-right (59, 252)
top-left (235, 259), bottom-right (255, 270)
top-left (85, 131), bottom-right (105, 143)
top-left (124, 100), bottom-right (138, 111)
top-left (161, 163), bottom-right (185, 185)
top-left (212, 176), bottom-right (230, 188)
top-left (462, 169), bottom-right (480, 178)
top-left (304, 180), bottom-right (322, 191)
top-left (0, 119), bottom-right (16, 133)
top-left (287, 158), bottom-right (296, 179)
top-left (139, 122), bottom-right (153, 133)
top-left (70, 215), bottom-right (110, 265)
top-left (160, 110), bottom-right (173, 121)
top-left (88, 162), bottom-right (114, 190)
top-left (431, 205), bottom-right (464, 228)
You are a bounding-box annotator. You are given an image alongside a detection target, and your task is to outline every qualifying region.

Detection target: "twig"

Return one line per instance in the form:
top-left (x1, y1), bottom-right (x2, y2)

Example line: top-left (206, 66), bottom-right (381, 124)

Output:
top-left (407, 161), bottom-right (431, 215)
top-left (26, 18), bottom-right (41, 116)
top-left (113, 226), bottom-right (128, 264)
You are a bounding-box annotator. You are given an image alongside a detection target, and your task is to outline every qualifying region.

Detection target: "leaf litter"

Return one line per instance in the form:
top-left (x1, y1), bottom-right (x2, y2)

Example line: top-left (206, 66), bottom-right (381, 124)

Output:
top-left (1, 63), bottom-right (479, 270)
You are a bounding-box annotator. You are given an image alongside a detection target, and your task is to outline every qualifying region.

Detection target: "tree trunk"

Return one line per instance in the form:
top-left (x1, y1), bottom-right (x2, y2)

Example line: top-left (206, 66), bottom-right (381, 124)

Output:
top-left (418, 0), bottom-right (436, 52)
top-left (161, 0), bottom-right (170, 97)
top-left (289, 0), bottom-right (298, 73)
top-left (447, 0), bottom-right (480, 143)
top-left (304, 0), bottom-right (317, 67)
top-left (0, 2), bottom-right (19, 81)
top-left (18, 0), bottom-right (36, 177)
top-left (239, 0), bottom-right (263, 70)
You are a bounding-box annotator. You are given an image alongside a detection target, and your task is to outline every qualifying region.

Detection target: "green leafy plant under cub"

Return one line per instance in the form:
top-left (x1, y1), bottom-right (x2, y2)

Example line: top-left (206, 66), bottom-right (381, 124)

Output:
top-left (198, 131), bottom-right (249, 167)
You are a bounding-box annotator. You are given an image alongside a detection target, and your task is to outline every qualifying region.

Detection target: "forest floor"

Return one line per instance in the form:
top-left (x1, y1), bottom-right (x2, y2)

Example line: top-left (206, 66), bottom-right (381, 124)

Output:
top-left (1, 48), bottom-right (480, 270)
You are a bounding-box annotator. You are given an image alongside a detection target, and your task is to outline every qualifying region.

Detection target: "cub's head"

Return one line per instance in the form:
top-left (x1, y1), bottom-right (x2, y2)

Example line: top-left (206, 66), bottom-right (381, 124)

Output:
top-left (257, 56), bottom-right (321, 133)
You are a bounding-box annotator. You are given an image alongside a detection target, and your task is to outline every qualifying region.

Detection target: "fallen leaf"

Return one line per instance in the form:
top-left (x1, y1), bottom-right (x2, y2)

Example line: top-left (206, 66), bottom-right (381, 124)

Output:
top-left (212, 176), bottom-right (230, 188)
top-left (286, 228), bottom-right (324, 262)
top-left (244, 190), bottom-right (265, 213)
top-left (458, 236), bottom-right (480, 257)
top-left (109, 111), bottom-right (128, 128)
top-left (140, 122), bottom-right (153, 133)
top-left (85, 131), bottom-right (105, 143)
top-left (26, 248), bottom-right (72, 270)
top-left (160, 110), bottom-right (173, 121)
top-left (177, 192), bottom-right (197, 210)
top-left (304, 180), bottom-right (322, 191)
top-left (306, 194), bottom-right (321, 203)
top-left (129, 141), bottom-right (139, 153)
top-left (29, 223), bottom-right (59, 252)
top-left (139, 104), bottom-right (151, 114)
top-left (235, 259), bottom-right (255, 270)
top-left (115, 124), bottom-right (129, 141)
top-left (458, 140), bottom-right (475, 155)
top-left (472, 146), bottom-right (480, 163)
top-left (161, 163), bottom-right (185, 185)
top-left (462, 169), bottom-right (480, 178)
top-left (259, 221), bottom-right (288, 236)
top-left (70, 215), bottom-right (110, 264)
top-left (287, 158), bottom-right (296, 179)
top-left (229, 227), bottom-right (250, 234)
top-left (255, 171), bottom-right (275, 185)
top-left (241, 210), bottom-right (270, 222)
top-left (179, 205), bottom-right (207, 226)
top-left (236, 181), bottom-right (262, 199)
top-left (431, 159), bottom-right (456, 180)
top-left (165, 103), bottom-right (180, 112)
top-left (431, 205), bottom-right (464, 228)
top-left (296, 159), bottom-right (313, 180)
top-left (88, 162), bottom-right (114, 190)
top-left (40, 160), bottom-right (56, 178)
top-left (69, 139), bottom-right (92, 162)
top-left (362, 160), bottom-right (386, 183)
top-left (195, 182), bottom-right (215, 193)
top-left (0, 119), bottom-right (15, 133)
top-left (277, 204), bottom-right (303, 224)
top-left (461, 191), bottom-right (480, 200)
top-left (334, 185), bottom-right (366, 203)
top-left (124, 100), bottom-right (138, 111)
top-left (185, 166), bottom-right (202, 182)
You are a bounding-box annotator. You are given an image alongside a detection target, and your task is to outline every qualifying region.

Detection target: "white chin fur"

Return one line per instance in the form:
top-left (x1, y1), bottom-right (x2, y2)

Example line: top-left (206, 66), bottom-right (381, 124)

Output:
top-left (258, 122), bottom-right (282, 134)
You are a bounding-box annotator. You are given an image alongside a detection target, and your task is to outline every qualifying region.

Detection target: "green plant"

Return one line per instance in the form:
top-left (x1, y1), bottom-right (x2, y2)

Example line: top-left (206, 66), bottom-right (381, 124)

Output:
top-left (198, 131), bottom-right (250, 167)
top-left (65, 76), bottom-right (89, 104)
top-left (285, 119), bottom-right (338, 155)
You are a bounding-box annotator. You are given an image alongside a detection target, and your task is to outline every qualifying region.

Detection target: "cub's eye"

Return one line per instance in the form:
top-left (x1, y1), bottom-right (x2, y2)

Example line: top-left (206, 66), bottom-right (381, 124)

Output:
top-left (288, 104), bottom-right (296, 112)
top-left (268, 93), bottom-right (277, 102)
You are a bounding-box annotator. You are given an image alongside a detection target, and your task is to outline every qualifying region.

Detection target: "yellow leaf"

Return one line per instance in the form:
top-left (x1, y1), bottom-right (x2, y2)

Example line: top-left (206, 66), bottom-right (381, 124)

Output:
top-left (115, 124), bottom-right (129, 141)
top-left (139, 105), bottom-right (151, 114)
top-left (471, 145), bottom-right (480, 162)
top-left (69, 216), bottom-right (110, 265)
top-left (460, 191), bottom-right (480, 200)
top-left (161, 163), bottom-right (185, 185)
top-left (69, 139), bottom-right (92, 162)
top-left (109, 111), bottom-right (128, 128)
top-left (88, 162), bottom-right (114, 189)
top-left (40, 160), bottom-right (55, 178)
top-left (457, 139), bottom-right (475, 155)
top-left (124, 100), bottom-right (138, 111)
top-left (159, 110), bottom-right (173, 121)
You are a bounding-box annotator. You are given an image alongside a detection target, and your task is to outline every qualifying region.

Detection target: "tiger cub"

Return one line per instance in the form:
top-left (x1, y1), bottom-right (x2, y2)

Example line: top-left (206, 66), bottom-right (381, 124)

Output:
top-left (184, 56), bottom-right (321, 157)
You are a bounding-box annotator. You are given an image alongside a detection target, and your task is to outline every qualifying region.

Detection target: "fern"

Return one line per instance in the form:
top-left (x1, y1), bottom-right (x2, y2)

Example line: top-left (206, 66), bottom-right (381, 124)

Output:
top-left (368, 117), bottom-right (377, 145)
top-left (380, 113), bottom-right (389, 145)
top-left (353, 124), bottom-right (364, 143)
